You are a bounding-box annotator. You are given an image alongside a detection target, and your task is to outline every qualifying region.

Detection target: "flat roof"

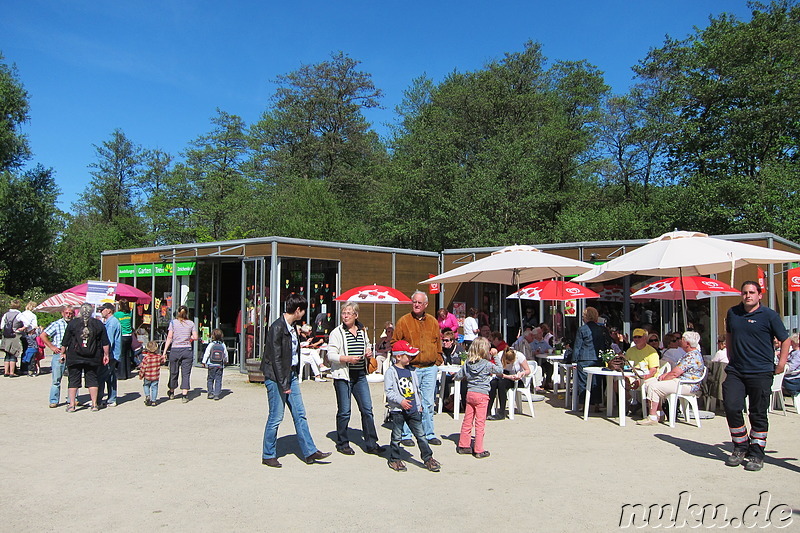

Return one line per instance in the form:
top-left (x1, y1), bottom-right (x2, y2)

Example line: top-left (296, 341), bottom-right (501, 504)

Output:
top-left (102, 235), bottom-right (440, 258)
top-left (442, 232), bottom-right (800, 254)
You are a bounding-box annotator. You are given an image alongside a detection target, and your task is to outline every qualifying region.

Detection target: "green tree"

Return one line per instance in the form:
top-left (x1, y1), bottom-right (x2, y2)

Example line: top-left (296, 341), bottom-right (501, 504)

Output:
top-left (248, 52), bottom-right (386, 242)
top-left (56, 129), bottom-right (147, 283)
top-left (0, 165), bottom-right (63, 293)
top-left (635, 0), bottom-right (800, 238)
top-left (184, 109), bottom-right (252, 241)
top-left (0, 52), bottom-right (31, 172)
top-left (381, 41), bottom-right (608, 250)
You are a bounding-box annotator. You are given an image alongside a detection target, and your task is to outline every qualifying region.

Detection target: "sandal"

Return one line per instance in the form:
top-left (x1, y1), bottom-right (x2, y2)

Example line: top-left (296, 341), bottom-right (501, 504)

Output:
top-left (66, 405), bottom-right (76, 413)
top-left (90, 405), bottom-right (100, 412)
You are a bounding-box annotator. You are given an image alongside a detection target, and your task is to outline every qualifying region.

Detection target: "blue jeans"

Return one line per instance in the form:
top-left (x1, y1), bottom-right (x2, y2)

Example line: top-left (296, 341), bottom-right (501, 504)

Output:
top-left (403, 365), bottom-right (437, 440)
top-left (576, 359), bottom-right (603, 406)
top-left (49, 355), bottom-right (65, 405)
top-left (143, 379), bottom-right (159, 402)
top-left (391, 410), bottom-right (432, 462)
top-left (207, 365), bottom-right (223, 397)
top-left (333, 369), bottom-right (379, 449)
top-left (262, 372), bottom-right (317, 460)
top-left (97, 359), bottom-right (118, 404)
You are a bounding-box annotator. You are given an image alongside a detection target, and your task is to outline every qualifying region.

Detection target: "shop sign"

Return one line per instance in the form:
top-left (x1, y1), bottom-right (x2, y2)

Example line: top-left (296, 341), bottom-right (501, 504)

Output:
top-left (118, 261), bottom-right (196, 278)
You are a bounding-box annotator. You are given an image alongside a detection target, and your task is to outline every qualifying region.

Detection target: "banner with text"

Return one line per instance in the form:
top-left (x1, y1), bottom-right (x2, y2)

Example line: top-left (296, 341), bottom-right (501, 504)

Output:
top-left (118, 262), bottom-right (196, 278)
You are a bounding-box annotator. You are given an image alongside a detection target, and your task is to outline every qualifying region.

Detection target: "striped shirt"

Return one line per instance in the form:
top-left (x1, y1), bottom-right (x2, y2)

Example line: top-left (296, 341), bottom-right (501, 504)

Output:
top-left (169, 319), bottom-right (196, 347)
top-left (345, 329), bottom-right (366, 372)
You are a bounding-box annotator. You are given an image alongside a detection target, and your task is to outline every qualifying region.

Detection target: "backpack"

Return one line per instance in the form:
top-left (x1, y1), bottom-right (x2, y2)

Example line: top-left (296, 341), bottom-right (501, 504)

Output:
top-left (3, 311), bottom-right (20, 338)
top-left (209, 342), bottom-right (226, 365)
top-left (72, 319), bottom-right (99, 357)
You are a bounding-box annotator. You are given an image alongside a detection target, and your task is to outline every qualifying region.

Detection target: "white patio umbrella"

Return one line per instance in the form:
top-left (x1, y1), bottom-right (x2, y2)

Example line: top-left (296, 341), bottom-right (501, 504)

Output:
top-left (574, 230), bottom-right (800, 327)
top-left (421, 245), bottom-right (595, 334)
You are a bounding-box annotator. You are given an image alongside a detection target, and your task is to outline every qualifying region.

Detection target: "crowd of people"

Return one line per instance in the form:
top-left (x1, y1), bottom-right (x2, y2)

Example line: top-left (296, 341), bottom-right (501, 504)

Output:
top-left (2, 280), bottom-right (798, 474)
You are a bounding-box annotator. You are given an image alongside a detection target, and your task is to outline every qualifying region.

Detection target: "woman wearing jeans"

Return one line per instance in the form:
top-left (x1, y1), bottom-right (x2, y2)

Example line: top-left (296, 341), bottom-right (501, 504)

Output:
top-left (162, 305), bottom-right (198, 403)
top-left (326, 303), bottom-right (385, 456)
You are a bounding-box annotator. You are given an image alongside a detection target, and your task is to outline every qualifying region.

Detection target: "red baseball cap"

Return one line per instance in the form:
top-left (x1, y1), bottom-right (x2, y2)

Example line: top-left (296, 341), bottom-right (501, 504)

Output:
top-left (392, 340), bottom-right (420, 357)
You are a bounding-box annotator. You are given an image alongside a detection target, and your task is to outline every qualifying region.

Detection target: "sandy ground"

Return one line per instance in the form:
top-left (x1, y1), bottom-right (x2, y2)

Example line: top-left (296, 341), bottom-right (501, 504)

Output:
top-left (1, 360), bottom-right (798, 532)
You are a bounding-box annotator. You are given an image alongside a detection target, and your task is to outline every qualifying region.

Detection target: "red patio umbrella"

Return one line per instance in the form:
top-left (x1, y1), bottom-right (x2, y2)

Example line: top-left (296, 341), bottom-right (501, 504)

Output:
top-left (506, 280), bottom-right (599, 301)
top-left (335, 285), bottom-right (411, 347)
top-left (630, 276), bottom-right (740, 300)
top-left (34, 292), bottom-right (86, 313)
top-left (65, 282), bottom-right (151, 304)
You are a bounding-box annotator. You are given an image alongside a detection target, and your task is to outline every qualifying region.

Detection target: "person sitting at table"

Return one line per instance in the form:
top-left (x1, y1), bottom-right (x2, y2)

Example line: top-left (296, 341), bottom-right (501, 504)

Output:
top-left (487, 347), bottom-right (531, 420)
top-left (529, 327), bottom-right (553, 390)
top-left (573, 307), bottom-right (611, 411)
top-left (782, 333), bottom-right (800, 396)
top-left (374, 321), bottom-right (394, 373)
top-left (625, 328), bottom-right (660, 415)
top-left (660, 332), bottom-right (686, 367)
top-left (299, 324), bottom-right (329, 382)
top-left (511, 327), bottom-right (534, 360)
top-left (539, 323), bottom-right (554, 346)
top-left (479, 325), bottom-right (492, 339)
top-left (436, 308), bottom-right (459, 335)
top-left (711, 335), bottom-right (729, 363)
top-left (637, 331), bottom-right (705, 425)
top-left (440, 329), bottom-right (467, 411)
top-left (489, 331), bottom-right (508, 354)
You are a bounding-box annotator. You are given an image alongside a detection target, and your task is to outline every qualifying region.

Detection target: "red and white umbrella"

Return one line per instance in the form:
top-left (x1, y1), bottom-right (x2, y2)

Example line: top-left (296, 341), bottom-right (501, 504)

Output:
top-left (335, 285), bottom-right (411, 350)
top-left (335, 285), bottom-right (411, 304)
top-left (34, 292), bottom-right (86, 313)
top-left (65, 282), bottom-right (151, 304)
top-left (507, 280), bottom-right (599, 301)
top-left (631, 276), bottom-right (740, 300)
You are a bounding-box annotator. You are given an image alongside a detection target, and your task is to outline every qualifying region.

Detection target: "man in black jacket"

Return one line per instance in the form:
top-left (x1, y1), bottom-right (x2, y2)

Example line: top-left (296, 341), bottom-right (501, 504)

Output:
top-left (261, 294), bottom-right (331, 468)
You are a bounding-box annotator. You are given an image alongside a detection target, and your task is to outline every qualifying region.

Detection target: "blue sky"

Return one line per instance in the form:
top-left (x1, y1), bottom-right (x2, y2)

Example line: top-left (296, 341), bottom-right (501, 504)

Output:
top-left (1, 1), bottom-right (753, 210)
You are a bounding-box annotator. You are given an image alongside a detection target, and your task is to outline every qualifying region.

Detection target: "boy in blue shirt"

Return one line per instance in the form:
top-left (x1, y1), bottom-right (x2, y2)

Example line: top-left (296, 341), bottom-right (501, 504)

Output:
top-left (384, 340), bottom-right (441, 472)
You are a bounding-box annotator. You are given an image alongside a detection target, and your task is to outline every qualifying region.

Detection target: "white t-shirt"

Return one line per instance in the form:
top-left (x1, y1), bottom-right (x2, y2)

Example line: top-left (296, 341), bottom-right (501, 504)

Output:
top-left (463, 316), bottom-right (479, 341)
top-left (495, 350), bottom-right (527, 373)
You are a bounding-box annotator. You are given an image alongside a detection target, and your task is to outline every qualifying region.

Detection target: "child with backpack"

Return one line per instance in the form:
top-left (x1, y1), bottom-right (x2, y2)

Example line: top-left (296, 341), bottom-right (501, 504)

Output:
top-left (202, 329), bottom-right (227, 400)
top-left (138, 341), bottom-right (162, 406)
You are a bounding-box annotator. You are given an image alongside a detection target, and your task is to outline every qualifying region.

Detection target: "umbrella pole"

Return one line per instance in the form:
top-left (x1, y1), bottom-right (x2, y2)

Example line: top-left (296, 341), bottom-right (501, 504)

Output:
top-left (680, 267), bottom-right (688, 331)
top-left (514, 270), bottom-right (523, 338)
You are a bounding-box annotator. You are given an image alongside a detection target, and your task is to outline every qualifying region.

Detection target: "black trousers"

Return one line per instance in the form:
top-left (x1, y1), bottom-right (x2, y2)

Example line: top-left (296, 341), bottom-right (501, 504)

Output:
top-left (722, 367), bottom-right (773, 459)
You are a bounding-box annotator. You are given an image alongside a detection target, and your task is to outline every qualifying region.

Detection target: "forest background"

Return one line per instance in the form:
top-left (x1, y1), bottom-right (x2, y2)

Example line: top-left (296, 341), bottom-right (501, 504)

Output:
top-left (1, 1), bottom-right (799, 303)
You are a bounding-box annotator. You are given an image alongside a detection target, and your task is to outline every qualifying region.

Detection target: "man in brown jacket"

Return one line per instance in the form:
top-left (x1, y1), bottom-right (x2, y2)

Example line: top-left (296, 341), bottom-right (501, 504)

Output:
top-left (392, 290), bottom-right (443, 446)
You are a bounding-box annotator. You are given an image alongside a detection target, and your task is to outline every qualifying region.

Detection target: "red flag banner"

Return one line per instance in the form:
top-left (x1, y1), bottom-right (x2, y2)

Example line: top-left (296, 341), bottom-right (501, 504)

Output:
top-left (788, 267), bottom-right (800, 292)
top-left (428, 274), bottom-right (440, 294)
top-left (757, 267), bottom-right (767, 293)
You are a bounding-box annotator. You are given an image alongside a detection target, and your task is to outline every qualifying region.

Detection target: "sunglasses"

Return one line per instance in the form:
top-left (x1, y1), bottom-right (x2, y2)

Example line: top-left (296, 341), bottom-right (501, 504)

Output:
top-left (442, 339), bottom-right (454, 343)
top-left (648, 338), bottom-right (659, 343)
top-left (633, 335), bottom-right (643, 339)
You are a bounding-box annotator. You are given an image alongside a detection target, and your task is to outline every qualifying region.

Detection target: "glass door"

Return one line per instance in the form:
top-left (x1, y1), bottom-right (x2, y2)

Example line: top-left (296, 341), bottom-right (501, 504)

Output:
top-left (242, 258), bottom-right (268, 365)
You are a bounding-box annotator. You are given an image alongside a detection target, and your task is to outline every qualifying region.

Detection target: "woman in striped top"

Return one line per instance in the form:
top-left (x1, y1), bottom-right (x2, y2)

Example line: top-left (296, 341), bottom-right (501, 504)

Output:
top-left (327, 303), bottom-right (385, 456)
top-left (161, 305), bottom-right (198, 403)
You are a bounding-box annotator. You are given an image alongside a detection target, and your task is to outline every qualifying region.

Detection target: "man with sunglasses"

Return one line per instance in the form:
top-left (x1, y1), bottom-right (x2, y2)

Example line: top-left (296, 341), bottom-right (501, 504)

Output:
top-left (624, 328), bottom-right (660, 415)
top-left (723, 281), bottom-right (789, 472)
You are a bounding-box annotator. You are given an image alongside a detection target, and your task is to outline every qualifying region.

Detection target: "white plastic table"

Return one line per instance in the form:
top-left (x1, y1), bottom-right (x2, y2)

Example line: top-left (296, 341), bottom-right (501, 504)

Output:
top-left (437, 364), bottom-right (463, 420)
top-left (583, 366), bottom-right (635, 426)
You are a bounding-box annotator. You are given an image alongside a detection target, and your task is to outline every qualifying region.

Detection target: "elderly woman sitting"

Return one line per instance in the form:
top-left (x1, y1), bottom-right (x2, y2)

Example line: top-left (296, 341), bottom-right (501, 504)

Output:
top-left (637, 331), bottom-right (705, 426)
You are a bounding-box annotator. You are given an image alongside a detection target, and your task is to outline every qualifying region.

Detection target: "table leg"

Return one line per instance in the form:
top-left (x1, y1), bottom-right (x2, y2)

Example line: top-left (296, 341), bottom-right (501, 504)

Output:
top-left (618, 376), bottom-right (627, 427)
top-left (571, 367), bottom-right (578, 411)
top-left (583, 373), bottom-right (593, 421)
top-left (453, 379), bottom-right (460, 421)
top-left (605, 375), bottom-right (613, 417)
top-left (437, 371), bottom-right (445, 414)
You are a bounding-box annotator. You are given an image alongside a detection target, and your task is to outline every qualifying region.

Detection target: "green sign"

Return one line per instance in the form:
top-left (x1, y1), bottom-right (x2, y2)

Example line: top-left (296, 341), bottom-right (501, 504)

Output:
top-left (118, 261), bottom-right (196, 278)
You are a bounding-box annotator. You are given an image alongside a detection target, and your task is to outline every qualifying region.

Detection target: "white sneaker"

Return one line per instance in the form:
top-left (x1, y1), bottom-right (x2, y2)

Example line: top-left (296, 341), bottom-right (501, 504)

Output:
top-left (319, 366), bottom-right (330, 372)
top-left (314, 376), bottom-right (328, 382)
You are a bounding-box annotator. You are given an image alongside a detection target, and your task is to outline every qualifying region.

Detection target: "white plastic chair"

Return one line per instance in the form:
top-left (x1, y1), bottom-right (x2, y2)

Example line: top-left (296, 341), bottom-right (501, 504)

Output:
top-left (507, 368), bottom-right (540, 420)
top-left (768, 371), bottom-right (786, 415)
top-left (667, 367), bottom-right (707, 428)
top-left (791, 392), bottom-right (800, 414)
top-left (641, 362), bottom-right (671, 410)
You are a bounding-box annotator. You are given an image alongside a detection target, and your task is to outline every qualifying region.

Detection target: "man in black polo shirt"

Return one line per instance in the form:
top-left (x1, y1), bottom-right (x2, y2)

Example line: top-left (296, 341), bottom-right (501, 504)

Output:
top-left (723, 281), bottom-right (789, 471)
